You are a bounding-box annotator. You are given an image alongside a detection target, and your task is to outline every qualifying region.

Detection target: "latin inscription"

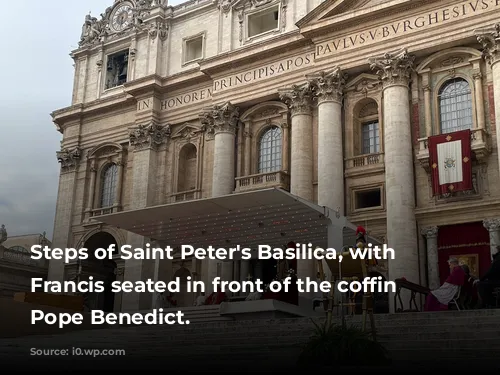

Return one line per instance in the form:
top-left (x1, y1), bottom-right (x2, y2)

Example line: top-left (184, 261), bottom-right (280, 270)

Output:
top-left (156, 0), bottom-right (499, 111)
top-left (160, 87), bottom-right (213, 110)
top-left (213, 52), bottom-right (315, 93)
top-left (316, 0), bottom-right (500, 58)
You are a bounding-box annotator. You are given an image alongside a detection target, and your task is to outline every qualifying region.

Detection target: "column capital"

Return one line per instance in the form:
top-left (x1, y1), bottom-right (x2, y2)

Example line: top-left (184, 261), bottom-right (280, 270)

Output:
top-left (200, 101), bottom-right (240, 135)
top-left (483, 218), bottom-right (500, 231)
top-left (475, 23), bottom-right (500, 66)
top-left (129, 121), bottom-right (171, 151)
top-left (56, 146), bottom-right (81, 173)
top-left (278, 82), bottom-right (313, 116)
top-left (307, 66), bottom-right (348, 104)
top-left (368, 48), bottom-right (415, 89)
top-left (421, 226), bottom-right (438, 239)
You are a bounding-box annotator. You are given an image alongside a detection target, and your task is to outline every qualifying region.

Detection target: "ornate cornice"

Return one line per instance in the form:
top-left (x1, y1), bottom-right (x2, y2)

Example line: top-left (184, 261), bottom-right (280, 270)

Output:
top-left (56, 146), bottom-right (82, 172)
top-left (278, 82), bottom-right (313, 117)
top-left (78, 0), bottom-right (164, 49)
top-left (200, 102), bottom-right (240, 135)
top-left (483, 218), bottom-right (500, 231)
top-left (475, 23), bottom-right (500, 66)
top-left (368, 48), bottom-right (415, 89)
top-left (307, 66), bottom-right (347, 104)
top-left (421, 226), bottom-right (438, 239)
top-left (129, 121), bottom-right (171, 151)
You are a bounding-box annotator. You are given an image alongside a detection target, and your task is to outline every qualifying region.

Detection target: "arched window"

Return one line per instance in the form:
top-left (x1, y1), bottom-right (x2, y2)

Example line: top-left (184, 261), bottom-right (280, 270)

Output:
top-left (100, 164), bottom-right (118, 208)
top-left (438, 78), bottom-right (473, 134)
top-left (258, 126), bottom-right (282, 173)
top-left (177, 143), bottom-right (197, 192)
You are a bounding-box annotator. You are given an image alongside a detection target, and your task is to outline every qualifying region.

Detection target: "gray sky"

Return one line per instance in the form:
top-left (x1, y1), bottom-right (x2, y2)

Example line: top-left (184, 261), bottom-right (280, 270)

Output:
top-left (0, 0), bottom-right (183, 240)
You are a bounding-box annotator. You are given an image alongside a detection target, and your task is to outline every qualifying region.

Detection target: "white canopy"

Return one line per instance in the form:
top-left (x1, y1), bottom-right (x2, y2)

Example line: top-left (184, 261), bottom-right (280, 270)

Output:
top-left (94, 188), bottom-right (382, 252)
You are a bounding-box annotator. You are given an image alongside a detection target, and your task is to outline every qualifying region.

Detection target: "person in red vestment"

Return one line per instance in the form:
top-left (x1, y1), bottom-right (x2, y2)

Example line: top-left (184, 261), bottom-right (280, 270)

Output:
top-left (425, 257), bottom-right (466, 311)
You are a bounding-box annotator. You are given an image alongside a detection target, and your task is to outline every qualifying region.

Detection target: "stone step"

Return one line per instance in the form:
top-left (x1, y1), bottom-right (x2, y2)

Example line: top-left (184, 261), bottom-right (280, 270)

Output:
top-left (16, 327), bottom-right (496, 345)
top-left (4, 320), bottom-right (499, 345)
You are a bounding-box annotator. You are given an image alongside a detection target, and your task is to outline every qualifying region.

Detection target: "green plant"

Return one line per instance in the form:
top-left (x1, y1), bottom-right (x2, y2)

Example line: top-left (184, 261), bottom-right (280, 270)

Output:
top-left (297, 319), bottom-right (391, 367)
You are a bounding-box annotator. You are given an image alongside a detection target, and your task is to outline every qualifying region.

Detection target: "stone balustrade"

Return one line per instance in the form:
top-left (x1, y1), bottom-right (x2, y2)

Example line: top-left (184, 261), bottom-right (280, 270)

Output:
top-left (170, 189), bottom-right (201, 203)
top-left (234, 171), bottom-right (290, 193)
top-left (86, 205), bottom-right (120, 220)
top-left (346, 152), bottom-right (384, 168)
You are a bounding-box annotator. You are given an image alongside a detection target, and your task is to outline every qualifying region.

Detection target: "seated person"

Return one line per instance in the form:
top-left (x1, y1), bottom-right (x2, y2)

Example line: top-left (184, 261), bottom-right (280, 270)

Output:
top-left (475, 249), bottom-right (500, 308)
top-left (425, 257), bottom-right (465, 311)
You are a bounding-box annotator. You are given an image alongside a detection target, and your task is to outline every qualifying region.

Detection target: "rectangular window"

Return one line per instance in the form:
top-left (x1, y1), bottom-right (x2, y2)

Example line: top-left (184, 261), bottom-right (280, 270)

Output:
top-left (362, 121), bottom-right (380, 154)
top-left (248, 5), bottom-right (279, 38)
top-left (105, 50), bottom-right (129, 90)
top-left (354, 188), bottom-right (382, 210)
top-left (184, 35), bottom-right (204, 64)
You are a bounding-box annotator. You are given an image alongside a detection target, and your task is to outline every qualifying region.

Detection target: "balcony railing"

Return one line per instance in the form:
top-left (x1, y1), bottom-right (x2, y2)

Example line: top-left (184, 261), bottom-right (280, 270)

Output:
top-left (235, 171), bottom-right (290, 193)
top-left (84, 205), bottom-right (120, 223)
top-left (170, 189), bottom-right (201, 203)
top-left (417, 128), bottom-right (490, 172)
top-left (346, 153), bottom-right (384, 168)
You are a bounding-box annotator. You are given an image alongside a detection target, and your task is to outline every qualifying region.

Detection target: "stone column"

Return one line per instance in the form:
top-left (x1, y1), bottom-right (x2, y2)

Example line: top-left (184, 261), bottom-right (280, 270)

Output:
top-left (85, 160), bottom-right (97, 217)
top-left (281, 122), bottom-right (290, 173)
top-left (421, 226), bottom-right (440, 290)
top-left (473, 72), bottom-right (485, 130)
top-left (114, 158), bottom-right (124, 207)
top-left (279, 83), bottom-right (315, 303)
top-left (308, 67), bottom-right (347, 214)
top-left (369, 49), bottom-right (420, 298)
top-left (201, 102), bottom-right (240, 198)
top-left (279, 83), bottom-right (314, 201)
top-left (483, 218), bottom-right (500, 259)
top-left (477, 24), bottom-right (500, 175)
top-left (200, 102), bottom-right (240, 284)
top-left (122, 122), bottom-right (170, 312)
top-left (240, 260), bottom-right (251, 296)
top-left (48, 146), bottom-right (82, 283)
top-left (423, 85), bottom-right (432, 137)
top-left (244, 125), bottom-right (252, 175)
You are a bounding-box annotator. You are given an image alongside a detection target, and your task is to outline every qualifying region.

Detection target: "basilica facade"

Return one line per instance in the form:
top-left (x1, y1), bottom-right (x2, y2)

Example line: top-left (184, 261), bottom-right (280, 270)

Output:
top-left (50, 0), bottom-right (500, 312)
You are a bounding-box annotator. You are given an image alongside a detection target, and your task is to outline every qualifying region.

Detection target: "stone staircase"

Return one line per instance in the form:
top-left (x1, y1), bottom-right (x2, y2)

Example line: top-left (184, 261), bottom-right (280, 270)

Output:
top-left (144, 305), bottom-right (232, 324)
top-left (1, 307), bottom-right (499, 371)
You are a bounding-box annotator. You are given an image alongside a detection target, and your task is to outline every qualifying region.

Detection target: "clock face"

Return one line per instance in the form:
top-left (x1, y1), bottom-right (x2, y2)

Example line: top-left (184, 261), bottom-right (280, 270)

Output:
top-left (111, 4), bottom-right (133, 32)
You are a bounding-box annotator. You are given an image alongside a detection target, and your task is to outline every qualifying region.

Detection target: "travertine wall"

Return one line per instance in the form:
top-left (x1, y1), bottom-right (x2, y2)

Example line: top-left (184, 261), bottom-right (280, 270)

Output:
top-left (50, 0), bottom-right (500, 310)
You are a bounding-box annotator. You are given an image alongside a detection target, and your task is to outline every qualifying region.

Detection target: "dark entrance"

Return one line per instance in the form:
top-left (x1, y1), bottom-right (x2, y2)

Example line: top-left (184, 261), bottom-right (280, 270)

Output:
top-left (83, 232), bottom-right (118, 312)
top-left (262, 259), bottom-right (278, 285)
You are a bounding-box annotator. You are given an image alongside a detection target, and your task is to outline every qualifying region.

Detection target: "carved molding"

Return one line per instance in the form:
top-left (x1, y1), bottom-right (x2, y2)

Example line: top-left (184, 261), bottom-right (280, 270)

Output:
top-left (368, 48), bottom-right (415, 88)
top-left (483, 218), bottom-right (500, 231)
top-left (421, 226), bottom-right (438, 238)
top-left (57, 146), bottom-right (82, 172)
top-left (476, 23), bottom-right (500, 66)
top-left (278, 82), bottom-right (313, 116)
top-left (200, 102), bottom-right (240, 135)
top-left (307, 66), bottom-right (348, 104)
top-left (129, 122), bottom-right (171, 151)
top-left (78, 0), bottom-right (164, 49)
top-left (148, 18), bottom-right (169, 41)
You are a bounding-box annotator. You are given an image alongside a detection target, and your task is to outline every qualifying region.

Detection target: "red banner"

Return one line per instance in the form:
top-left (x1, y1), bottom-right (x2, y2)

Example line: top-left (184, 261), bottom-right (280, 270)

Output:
top-left (427, 129), bottom-right (472, 196)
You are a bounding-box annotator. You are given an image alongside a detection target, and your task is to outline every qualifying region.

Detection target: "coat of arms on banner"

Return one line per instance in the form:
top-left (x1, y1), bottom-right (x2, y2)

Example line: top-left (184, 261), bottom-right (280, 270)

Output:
top-left (427, 129), bottom-right (473, 196)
